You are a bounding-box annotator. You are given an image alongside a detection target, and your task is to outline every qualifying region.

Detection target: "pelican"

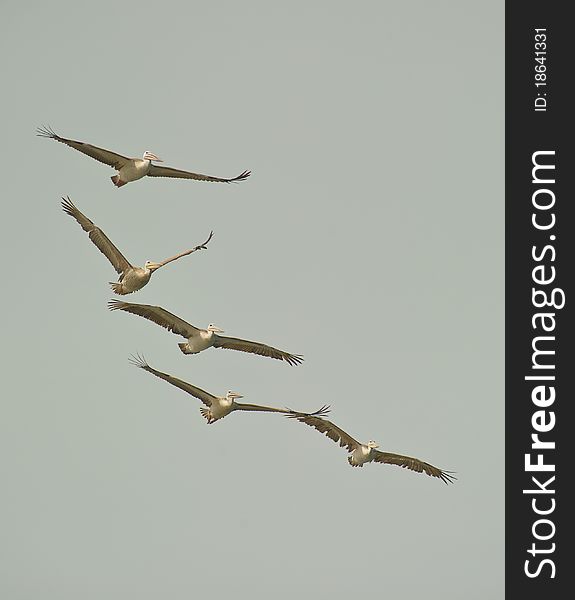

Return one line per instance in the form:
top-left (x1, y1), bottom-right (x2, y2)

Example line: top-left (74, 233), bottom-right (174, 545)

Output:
top-left (62, 197), bottom-right (213, 295)
top-left (129, 354), bottom-right (326, 423)
top-left (109, 300), bottom-right (304, 366)
top-left (287, 413), bottom-right (455, 483)
top-left (38, 126), bottom-right (251, 188)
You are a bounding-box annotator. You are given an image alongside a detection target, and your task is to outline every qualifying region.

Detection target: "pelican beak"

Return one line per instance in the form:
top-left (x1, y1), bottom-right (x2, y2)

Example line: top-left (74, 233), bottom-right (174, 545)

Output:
top-left (230, 392), bottom-right (244, 399)
top-left (144, 152), bottom-right (163, 162)
top-left (145, 261), bottom-right (162, 272)
top-left (209, 325), bottom-right (225, 333)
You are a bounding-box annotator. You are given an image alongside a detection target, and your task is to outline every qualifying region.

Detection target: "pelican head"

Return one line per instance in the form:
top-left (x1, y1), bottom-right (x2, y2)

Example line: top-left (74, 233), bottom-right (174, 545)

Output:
top-left (144, 260), bottom-right (162, 272)
top-left (367, 440), bottom-right (380, 449)
top-left (226, 390), bottom-right (244, 400)
top-left (207, 323), bottom-right (225, 333)
top-left (143, 151), bottom-right (163, 162)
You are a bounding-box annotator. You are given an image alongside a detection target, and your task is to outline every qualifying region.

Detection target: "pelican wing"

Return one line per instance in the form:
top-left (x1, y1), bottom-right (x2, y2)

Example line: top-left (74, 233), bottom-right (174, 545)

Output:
top-left (61, 197), bottom-right (132, 275)
top-left (108, 300), bottom-right (200, 338)
top-left (234, 402), bottom-right (291, 414)
top-left (156, 231), bottom-right (214, 268)
top-left (129, 355), bottom-right (215, 407)
top-left (37, 126), bottom-right (130, 170)
top-left (236, 402), bottom-right (330, 415)
top-left (372, 451), bottom-right (456, 484)
top-left (285, 414), bottom-right (360, 452)
top-left (147, 164), bottom-right (251, 183)
top-left (211, 334), bottom-right (303, 366)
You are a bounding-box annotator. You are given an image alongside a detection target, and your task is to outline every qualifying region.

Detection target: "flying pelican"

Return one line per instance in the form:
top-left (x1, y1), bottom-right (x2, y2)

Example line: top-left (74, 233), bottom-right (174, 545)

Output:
top-left (129, 354), bottom-right (326, 423)
top-left (62, 197), bottom-right (213, 295)
top-left (287, 413), bottom-right (455, 483)
top-left (109, 300), bottom-right (304, 366)
top-left (38, 126), bottom-right (251, 188)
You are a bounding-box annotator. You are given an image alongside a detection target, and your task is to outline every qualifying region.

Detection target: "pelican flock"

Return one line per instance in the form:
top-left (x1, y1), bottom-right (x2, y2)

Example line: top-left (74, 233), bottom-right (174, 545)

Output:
top-left (44, 124), bottom-right (454, 485)
top-left (38, 126), bottom-right (250, 188)
top-left (109, 300), bottom-right (303, 365)
top-left (62, 197), bottom-right (212, 294)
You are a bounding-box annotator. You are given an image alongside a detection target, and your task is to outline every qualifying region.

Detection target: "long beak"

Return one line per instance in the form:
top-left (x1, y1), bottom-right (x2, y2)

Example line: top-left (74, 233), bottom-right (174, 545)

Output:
top-left (210, 326), bottom-right (225, 333)
top-left (146, 262), bottom-right (162, 272)
top-left (229, 392), bottom-right (244, 399)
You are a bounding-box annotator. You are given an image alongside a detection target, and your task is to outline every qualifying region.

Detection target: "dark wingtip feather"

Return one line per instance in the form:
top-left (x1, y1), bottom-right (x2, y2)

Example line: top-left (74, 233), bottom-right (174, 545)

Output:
top-left (285, 353), bottom-right (304, 366)
top-left (128, 353), bottom-right (149, 370)
top-left (312, 404), bottom-right (331, 417)
top-left (37, 125), bottom-right (58, 139)
top-left (284, 404), bottom-right (330, 419)
top-left (439, 471), bottom-right (457, 485)
top-left (108, 299), bottom-right (124, 311)
top-left (229, 169), bottom-right (251, 183)
top-left (60, 196), bottom-right (76, 216)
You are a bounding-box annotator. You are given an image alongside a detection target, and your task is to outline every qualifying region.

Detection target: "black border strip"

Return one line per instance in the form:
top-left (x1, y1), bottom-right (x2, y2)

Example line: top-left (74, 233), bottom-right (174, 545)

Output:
top-left (506, 3), bottom-right (573, 598)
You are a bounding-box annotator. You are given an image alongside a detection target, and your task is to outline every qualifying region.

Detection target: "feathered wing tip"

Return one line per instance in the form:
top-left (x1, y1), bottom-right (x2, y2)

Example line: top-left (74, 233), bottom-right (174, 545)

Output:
top-left (108, 299), bottom-right (125, 311)
top-left (284, 353), bottom-right (304, 367)
top-left (60, 196), bottom-right (76, 217)
top-left (229, 169), bottom-right (251, 183)
top-left (198, 230), bottom-right (214, 249)
top-left (437, 470), bottom-right (457, 485)
top-left (284, 404), bottom-right (331, 418)
top-left (128, 353), bottom-right (149, 370)
top-left (36, 125), bottom-right (59, 139)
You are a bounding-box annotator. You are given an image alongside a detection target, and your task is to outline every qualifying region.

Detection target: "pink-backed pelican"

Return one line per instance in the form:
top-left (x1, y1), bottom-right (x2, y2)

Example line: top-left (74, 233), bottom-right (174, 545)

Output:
top-left (109, 300), bottom-right (304, 366)
top-left (130, 354), bottom-right (326, 423)
top-left (38, 126), bottom-right (251, 188)
top-left (287, 413), bottom-right (455, 483)
top-left (62, 197), bottom-right (212, 295)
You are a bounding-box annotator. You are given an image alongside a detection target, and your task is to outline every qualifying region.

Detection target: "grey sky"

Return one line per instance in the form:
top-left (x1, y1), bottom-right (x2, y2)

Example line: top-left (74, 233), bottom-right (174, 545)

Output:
top-left (1, 1), bottom-right (503, 598)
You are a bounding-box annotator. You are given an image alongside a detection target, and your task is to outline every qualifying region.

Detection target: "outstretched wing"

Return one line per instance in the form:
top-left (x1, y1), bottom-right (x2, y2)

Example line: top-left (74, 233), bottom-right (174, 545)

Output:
top-left (38, 126), bottom-right (130, 170)
top-left (156, 231), bottom-right (214, 268)
top-left (147, 164), bottom-right (251, 183)
top-left (372, 451), bottom-right (456, 484)
top-left (211, 334), bottom-right (303, 366)
top-left (234, 402), bottom-right (291, 414)
top-left (129, 354), bottom-right (215, 407)
top-left (235, 403), bottom-right (329, 415)
top-left (285, 414), bottom-right (360, 452)
top-left (61, 197), bottom-right (132, 274)
top-left (108, 300), bottom-right (199, 339)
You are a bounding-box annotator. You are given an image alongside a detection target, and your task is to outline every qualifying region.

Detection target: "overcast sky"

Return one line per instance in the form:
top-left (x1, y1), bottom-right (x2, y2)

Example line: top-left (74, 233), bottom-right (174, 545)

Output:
top-left (1, 2), bottom-right (503, 598)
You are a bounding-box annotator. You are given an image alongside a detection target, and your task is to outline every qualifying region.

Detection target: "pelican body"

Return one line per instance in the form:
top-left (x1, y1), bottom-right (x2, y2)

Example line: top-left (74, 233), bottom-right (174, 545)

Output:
top-left (130, 355), bottom-right (326, 423)
top-left (287, 413), bottom-right (455, 483)
top-left (112, 151), bottom-right (160, 187)
top-left (178, 324), bottom-right (224, 355)
top-left (109, 300), bottom-right (303, 366)
top-left (349, 441), bottom-right (381, 467)
top-left (38, 126), bottom-right (251, 188)
top-left (61, 197), bottom-right (212, 295)
top-left (113, 265), bottom-right (155, 295)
